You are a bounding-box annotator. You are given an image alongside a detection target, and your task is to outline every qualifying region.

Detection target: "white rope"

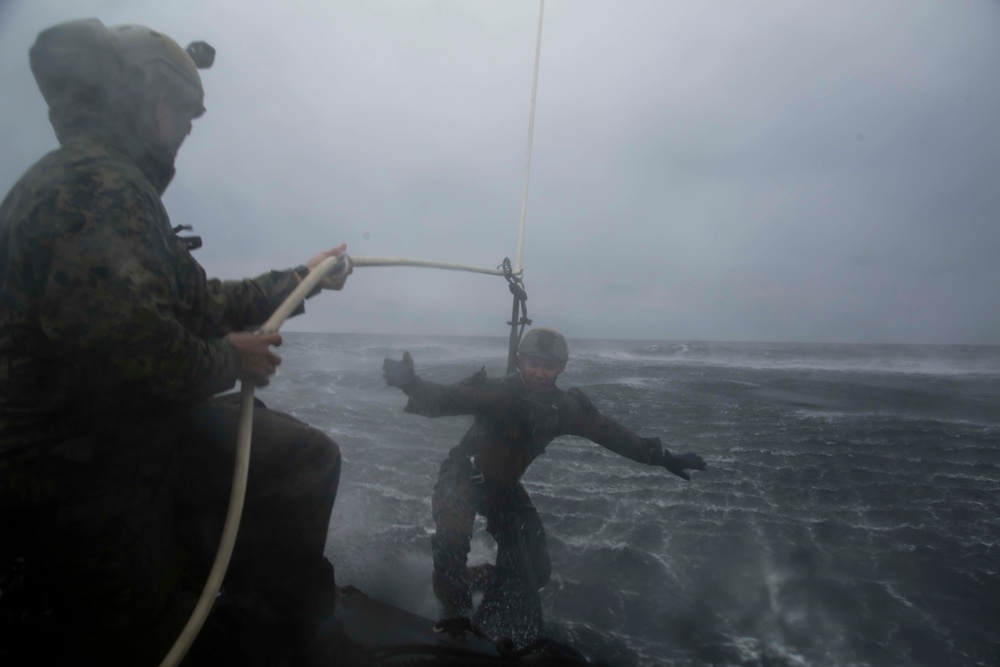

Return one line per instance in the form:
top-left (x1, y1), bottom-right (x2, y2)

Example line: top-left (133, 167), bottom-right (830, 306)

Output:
top-left (515, 0), bottom-right (545, 274)
top-left (158, 251), bottom-right (519, 666)
top-left (349, 255), bottom-right (516, 276)
top-left (158, 255), bottom-right (346, 667)
top-left (160, 6), bottom-right (550, 659)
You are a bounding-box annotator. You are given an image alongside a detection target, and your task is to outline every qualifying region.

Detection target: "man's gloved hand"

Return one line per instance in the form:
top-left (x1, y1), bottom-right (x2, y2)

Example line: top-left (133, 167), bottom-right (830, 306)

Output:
top-left (383, 351), bottom-right (415, 389)
top-left (662, 451), bottom-right (707, 481)
top-left (644, 437), bottom-right (707, 481)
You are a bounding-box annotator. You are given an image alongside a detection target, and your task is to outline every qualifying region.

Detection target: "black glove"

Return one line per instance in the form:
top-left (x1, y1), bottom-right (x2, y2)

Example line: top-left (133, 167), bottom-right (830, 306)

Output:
top-left (662, 450), bottom-right (707, 481)
top-left (643, 438), bottom-right (706, 481)
top-left (383, 351), bottom-right (415, 389)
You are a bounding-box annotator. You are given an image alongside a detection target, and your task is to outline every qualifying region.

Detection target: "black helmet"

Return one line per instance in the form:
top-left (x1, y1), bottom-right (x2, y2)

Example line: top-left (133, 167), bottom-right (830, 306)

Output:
top-left (518, 328), bottom-right (568, 364)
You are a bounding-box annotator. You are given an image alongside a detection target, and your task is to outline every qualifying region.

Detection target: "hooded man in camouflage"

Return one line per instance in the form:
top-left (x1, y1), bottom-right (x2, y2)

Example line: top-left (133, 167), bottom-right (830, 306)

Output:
top-left (382, 328), bottom-right (707, 644)
top-left (0, 18), bottom-right (351, 666)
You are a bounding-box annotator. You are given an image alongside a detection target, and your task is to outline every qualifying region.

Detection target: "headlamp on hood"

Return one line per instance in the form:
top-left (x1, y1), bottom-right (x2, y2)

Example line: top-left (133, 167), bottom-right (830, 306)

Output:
top-left (110, 24), bottom-right (214, 118)
top-left (30, 19), bottom-right (214, 119)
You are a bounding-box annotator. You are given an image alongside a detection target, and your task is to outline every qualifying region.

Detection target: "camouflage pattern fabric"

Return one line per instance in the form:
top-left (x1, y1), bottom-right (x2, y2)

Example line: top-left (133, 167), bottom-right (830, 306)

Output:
top-left (0, 59), bottom-right (336, 662)
top-left (0, 136), bottom-right (306, 456)
top-left (403, 369), bottom-right (663, 623)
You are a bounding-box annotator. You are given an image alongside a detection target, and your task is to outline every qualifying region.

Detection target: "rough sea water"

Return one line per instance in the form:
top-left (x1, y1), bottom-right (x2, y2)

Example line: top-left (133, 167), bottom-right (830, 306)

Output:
top-left (262, 333), bottom-right (1000, 667)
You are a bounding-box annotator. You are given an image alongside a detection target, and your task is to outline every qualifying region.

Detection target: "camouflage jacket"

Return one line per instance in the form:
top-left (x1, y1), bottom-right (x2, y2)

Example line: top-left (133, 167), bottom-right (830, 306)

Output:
top-left (0, 137), bottom-right (305, 454)
top-left (403, 369), bottom-right (662, 483)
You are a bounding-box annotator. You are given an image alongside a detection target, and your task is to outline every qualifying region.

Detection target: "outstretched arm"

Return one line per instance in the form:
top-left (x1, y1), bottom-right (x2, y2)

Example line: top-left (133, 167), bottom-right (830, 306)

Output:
top-left (382, 353), bottom-right (505, 418)
top-left (198, 243), bottom-right (352, 333)
top-left (564, 388), bottom-right (707, 481)
top-left (644, 437), bottom-right (707, 481)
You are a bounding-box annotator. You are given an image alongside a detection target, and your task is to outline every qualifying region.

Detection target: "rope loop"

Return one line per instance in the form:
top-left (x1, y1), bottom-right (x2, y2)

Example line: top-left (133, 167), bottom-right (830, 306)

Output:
top-left (501, 260), bottom-right (531, 325)
top-left (501, 258), bottom-right (532, 372)
top-left (500, 258), bottom-right (530, 319)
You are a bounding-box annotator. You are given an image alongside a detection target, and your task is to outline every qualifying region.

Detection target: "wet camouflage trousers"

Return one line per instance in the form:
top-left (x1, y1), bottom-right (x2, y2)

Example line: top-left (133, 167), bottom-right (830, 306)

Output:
top-left (430, 449), bottom-right (551, 619)
top-left (0, 394), bottom-right (340, 665)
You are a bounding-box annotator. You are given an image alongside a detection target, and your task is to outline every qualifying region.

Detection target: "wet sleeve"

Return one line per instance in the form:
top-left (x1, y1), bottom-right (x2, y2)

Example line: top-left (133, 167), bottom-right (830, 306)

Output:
top-left (38, 193), bottom-right (240, 402)
top-left (196, 268), bottom-right (307, 335)
top-left (563, 387), bottom-right (662, 465)
top-left (402, 369), bottom-right (508, 418)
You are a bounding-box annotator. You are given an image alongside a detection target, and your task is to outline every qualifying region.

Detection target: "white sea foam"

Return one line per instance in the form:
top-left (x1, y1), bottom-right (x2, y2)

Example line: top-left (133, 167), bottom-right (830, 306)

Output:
top-left (285, 332), bottom-right (999, 666)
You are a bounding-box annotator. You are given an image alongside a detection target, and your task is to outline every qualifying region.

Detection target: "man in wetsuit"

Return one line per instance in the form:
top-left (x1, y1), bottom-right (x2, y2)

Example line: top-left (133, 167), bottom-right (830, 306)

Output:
top-left (382, 327), bottom-right (706, 641)
top-left (0, 19), bottom-right (351, 666)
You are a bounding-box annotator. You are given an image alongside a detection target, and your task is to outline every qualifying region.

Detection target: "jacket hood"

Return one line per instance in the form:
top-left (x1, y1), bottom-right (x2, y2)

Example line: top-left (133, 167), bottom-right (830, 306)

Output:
top-left (29, 18), bottom-right (176, 193)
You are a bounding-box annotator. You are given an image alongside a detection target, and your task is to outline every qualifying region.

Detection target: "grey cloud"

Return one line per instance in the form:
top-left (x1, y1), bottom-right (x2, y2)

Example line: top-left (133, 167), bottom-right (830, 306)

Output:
top-left (3, 0), bottom-right (999, 343)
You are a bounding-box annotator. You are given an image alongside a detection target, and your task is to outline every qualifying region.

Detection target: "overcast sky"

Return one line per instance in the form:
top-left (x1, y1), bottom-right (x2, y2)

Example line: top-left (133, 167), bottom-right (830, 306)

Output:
top-left (2, 0), bottom-right (999, 344)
